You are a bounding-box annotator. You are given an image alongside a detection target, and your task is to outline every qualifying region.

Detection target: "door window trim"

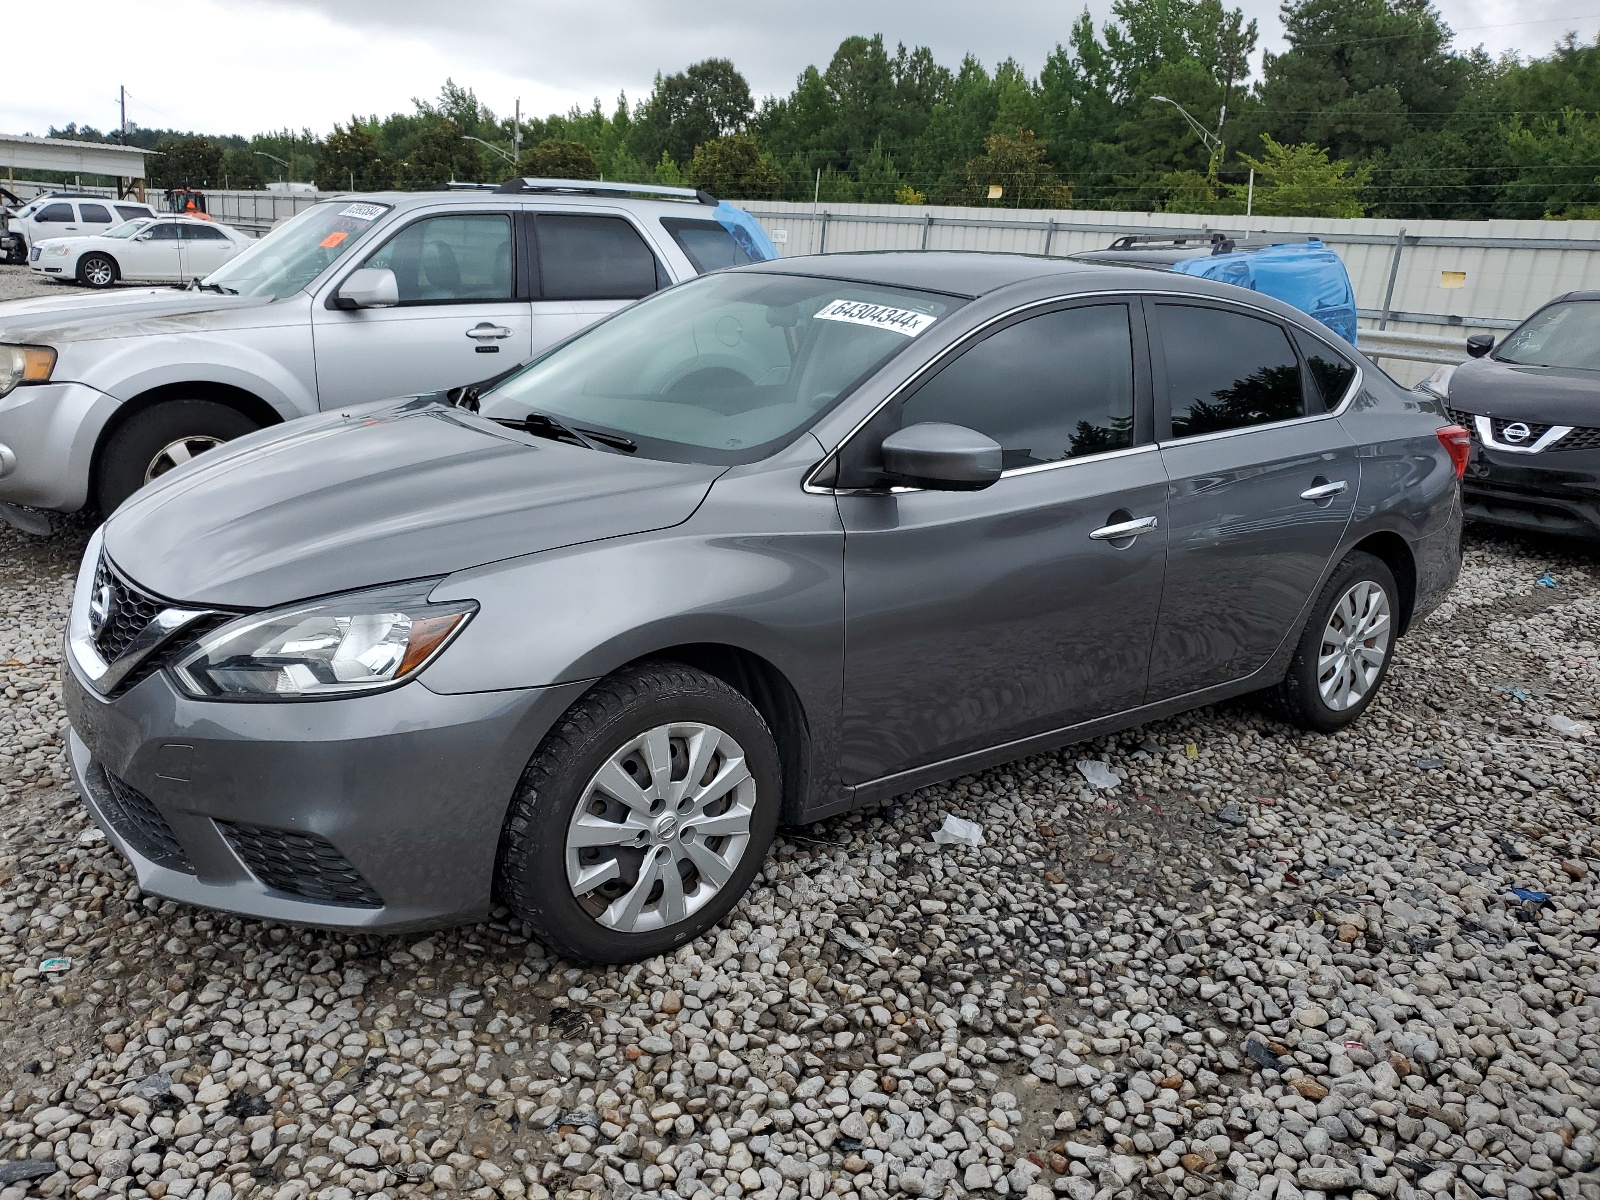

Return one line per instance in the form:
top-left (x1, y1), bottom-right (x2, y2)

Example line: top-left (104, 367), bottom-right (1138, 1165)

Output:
top-left (1142, 296), bottom-right (1363, 449)
top-left (326, 210), bottom-right (522, 309)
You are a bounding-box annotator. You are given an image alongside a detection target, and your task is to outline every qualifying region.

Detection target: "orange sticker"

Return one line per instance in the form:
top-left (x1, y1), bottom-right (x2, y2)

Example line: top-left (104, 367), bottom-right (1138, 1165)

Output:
top-left (319, 231), bottom-right (348, 249)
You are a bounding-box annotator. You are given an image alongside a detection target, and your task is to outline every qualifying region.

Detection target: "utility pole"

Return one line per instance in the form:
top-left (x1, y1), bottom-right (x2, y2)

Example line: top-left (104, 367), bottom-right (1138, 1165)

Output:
top-left (119, 86), bottom-right (127, 143)
top-left (512, 98), bottom-right (522, 170)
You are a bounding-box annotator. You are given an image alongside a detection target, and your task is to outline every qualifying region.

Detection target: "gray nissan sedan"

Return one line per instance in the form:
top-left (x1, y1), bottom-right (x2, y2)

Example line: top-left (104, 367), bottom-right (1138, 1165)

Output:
top-left (62, 252), bottom-right (1465, 963)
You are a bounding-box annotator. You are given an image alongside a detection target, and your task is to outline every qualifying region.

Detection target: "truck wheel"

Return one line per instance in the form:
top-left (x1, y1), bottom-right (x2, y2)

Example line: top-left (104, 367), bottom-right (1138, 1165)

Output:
top-left (77, 253), bottom-right (119, 288)
top-left (95, 400), bottom-right (260, 516)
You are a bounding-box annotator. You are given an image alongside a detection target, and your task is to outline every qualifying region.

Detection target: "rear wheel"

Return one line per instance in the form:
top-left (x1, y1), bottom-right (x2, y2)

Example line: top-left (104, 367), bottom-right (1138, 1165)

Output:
top-left (95, 400), bottom-right (261, 515)
top-left (496, 663), bottom-right (781, 963)
top-left (1272, 550), bottom-right (1399, 732)
top-left (77, 253), bottom-right (119, 288)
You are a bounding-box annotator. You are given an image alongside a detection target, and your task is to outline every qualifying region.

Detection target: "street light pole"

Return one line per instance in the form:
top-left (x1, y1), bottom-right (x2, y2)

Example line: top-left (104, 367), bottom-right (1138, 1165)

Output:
top-left (462, 135), bottom-right (517, 167)
top-left (1150, 95), bottom-right (1226, 181)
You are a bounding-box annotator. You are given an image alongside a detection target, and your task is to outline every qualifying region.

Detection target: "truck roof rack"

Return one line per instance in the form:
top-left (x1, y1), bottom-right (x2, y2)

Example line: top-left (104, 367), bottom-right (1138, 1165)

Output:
top-left (493, 177), bottom-right (719, 206)
top-left (1105, 232), bottom-right (1317, 255)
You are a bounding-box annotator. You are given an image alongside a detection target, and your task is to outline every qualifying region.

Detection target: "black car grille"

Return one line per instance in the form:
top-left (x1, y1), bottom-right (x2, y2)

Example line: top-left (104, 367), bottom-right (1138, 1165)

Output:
top-left (1551, 425), bottom-right (1600, 452)
top-left (102, 773), bottom-right (195, 872)
top-left (218, 822), bottom-right (382, 908)
top-left (92, 557), bottom-right (164, 662)
top-left (1487, 416), bottom-right (1554, 445)
top-left (1445, 408), bottom-right (1480, 436)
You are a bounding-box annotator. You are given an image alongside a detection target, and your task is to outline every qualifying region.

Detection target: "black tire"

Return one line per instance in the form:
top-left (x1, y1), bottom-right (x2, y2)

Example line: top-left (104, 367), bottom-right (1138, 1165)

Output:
top-left (496, 663), bottom-right (782, 963)
top-left (95, 400), bottom-right (261, 516)
top-left (1271, 551), bottom-right (1400, 733)
top-left (77, 252), bottom-right (119, 288)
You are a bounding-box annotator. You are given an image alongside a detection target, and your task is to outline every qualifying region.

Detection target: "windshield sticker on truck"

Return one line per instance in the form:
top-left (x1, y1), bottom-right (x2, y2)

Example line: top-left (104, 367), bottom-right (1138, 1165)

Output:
top-left (815, 299), bottom-right (937, 337)
top-left (319, 231), bottom-right (349, 249)
top-left (338, 203), bottom-right (386, 222)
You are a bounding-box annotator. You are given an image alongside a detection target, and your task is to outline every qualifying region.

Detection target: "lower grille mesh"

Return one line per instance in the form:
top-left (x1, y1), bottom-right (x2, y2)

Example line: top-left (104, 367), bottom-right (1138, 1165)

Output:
top-left (218, 822), bottom-right (382, 908)
top-left (102, 773), bottom-right (195, 872)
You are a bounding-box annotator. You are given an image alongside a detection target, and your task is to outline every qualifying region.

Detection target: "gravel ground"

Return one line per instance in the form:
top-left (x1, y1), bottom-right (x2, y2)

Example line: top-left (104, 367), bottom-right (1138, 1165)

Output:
top-left (0, 263), bottom-right (72, 303)
top-left (0, 516), bottom-right (1596, 1200)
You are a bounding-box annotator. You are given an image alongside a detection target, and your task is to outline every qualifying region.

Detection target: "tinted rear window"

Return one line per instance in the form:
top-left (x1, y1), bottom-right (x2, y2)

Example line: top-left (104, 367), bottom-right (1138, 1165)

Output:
top-left (79, 203), bottom-right (112, 223)
top-left (535, 214), bottom-right (658, 300)
top-left (1292, 329), bottom-right (1357, 410)
top-left (1156, 304), bottom-right (1305, 438)
top-left (661, 217), bottom-right (758, 273)
top-left (115, 205), bottom-right (152, 221)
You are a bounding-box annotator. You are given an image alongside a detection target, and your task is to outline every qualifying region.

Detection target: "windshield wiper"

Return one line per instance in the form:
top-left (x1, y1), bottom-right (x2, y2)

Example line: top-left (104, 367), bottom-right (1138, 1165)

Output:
top-left (497, 411), bottom-right (634, 454)
top-left (185, 278), bottom-right (237, 294)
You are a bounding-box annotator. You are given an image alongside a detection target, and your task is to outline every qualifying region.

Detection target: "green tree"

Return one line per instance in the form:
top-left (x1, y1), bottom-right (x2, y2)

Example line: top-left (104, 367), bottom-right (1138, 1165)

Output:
top-left (1229, 135), bottom-right (1371, 216)
top-left (687, 134), bottom-right (782, 198)
top-left (392, 118), bottom-right (480, 188)
top-left (316, 120), bottom-right (391, 191)
top-left (962, 129), bottom-right (1074, 207)
top-left (219, 147), bottom-right (265, 190)
top-left (516, 138), bottom-right (598, 180)
top-left (151, 136), bottom-right (223, 188)
top-left (632, 59), bottom-right (754, 165)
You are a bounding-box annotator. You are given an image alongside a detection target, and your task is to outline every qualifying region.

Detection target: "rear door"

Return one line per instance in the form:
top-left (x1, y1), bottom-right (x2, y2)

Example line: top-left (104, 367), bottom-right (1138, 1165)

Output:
top-left (76, 201), bottom-right (117, 238)
top-left (1144, 299), bottom-right (1360, 698)
top-left (526, 212), bottom-right (666, 356)
top-left (178, 222), bottom-right (236, 277)
top-left (312, 209), bottom-right (531, 405)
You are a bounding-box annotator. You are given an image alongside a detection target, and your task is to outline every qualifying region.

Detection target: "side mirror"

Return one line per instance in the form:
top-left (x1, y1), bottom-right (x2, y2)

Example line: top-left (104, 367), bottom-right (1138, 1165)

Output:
top-left (135, 232), bottom-right (154, 242)
top-left (1465, 333), bottom-right (1495, 358)
top-left (880, 422), bottom-right (1003, 491)
top-left (336, 267), bottom-right (399, 310)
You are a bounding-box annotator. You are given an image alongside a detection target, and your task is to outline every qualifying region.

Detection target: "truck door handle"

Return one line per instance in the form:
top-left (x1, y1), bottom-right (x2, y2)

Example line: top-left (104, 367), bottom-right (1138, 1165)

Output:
top-left (1300, 480), bottom-right (1348, 501)
top-left (467, 323), bottom-right (512, 340)
top-left (1089, 515), bottom-right (1159, 541)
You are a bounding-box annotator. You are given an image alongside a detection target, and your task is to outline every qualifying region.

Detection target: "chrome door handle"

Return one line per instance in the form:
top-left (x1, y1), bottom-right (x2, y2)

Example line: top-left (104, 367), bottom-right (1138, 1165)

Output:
top-left (1089, 516), bottom-right (1159, 541)
top-left (467, 323), bottom-right (512, 340)
top-left (1300, 480), bottom-right (1348, 501)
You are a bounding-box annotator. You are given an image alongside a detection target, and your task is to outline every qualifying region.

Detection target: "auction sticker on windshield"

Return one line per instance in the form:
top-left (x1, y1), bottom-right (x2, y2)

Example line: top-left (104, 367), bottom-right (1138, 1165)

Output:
top-left (339, 203), bottom-right (387, 222)
top-left (815, 299), bottom-right (937, 336)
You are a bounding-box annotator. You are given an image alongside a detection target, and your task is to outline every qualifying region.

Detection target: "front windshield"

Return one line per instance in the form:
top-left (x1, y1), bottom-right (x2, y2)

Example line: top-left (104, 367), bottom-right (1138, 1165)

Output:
top-left (103, 219), bottom-right (153, 239)
top-left (478, 271), bottom-right (960, 463)
top-left (1496, 301), bottom-right (1600, 369)
top-left (200, 200), bottom-right (390, 300)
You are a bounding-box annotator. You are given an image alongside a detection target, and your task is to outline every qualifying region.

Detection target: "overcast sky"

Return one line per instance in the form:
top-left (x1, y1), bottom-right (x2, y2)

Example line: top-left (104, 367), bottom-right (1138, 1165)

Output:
top-left (5, 0), bottom-right (1594, 141)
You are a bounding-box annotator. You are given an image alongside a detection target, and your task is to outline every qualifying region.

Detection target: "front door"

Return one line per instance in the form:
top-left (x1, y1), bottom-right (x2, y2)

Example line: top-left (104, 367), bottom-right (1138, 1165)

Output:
top-left (527, 212), bottom-right (666, 356)
top-left (312, 211), bottom-right (531, 405)
top-left (837, 301), bottom-right (1169, 785)
top-left (121, 220), bottom-right (184, 280)
top-left (1145, 299), bottom-right (1360, 698)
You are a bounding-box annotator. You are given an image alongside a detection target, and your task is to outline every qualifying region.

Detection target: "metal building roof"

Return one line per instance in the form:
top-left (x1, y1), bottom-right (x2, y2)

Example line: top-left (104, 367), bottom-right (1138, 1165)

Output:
top-left (0, 133), bottom-right (150, 178)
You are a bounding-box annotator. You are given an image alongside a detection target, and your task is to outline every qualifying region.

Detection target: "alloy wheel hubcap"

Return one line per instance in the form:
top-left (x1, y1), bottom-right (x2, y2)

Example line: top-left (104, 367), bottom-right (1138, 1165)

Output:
top-left (86, 260), bottom-right (112, 285)
top-left (566, 721), bottom-right (756, 933)
top-left (144, 436), bottom-right (226, 484)
top-left (1317, 579), bottom-right (1392, 711)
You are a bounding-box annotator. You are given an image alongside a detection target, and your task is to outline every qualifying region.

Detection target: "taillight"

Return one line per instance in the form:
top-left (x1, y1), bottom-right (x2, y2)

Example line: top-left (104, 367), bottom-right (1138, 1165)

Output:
top-left (1437, 424), bottom-right (1472, 478)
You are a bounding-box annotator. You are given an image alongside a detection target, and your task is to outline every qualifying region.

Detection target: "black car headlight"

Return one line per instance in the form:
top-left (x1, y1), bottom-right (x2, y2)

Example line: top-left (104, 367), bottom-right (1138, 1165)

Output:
top-left (172, 581), bottom-right (475, 700)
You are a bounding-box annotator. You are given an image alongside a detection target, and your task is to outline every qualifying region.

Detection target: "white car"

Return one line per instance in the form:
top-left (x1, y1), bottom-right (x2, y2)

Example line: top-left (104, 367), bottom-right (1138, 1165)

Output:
top-left (4, 194), bottom-right (156, 261)
top-left (0, 180), bottom-right (778, 521)
top-left (29, 216), bottom-right (251, 288)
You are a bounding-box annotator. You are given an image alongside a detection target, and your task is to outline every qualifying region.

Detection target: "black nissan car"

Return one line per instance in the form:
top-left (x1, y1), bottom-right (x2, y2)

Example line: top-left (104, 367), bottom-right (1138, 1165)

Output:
top-left (1419, 293), bottom-right (1600, 539)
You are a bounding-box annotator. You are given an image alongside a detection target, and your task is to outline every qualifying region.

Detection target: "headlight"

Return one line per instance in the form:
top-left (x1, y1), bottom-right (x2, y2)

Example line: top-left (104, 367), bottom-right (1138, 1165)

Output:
top-left (0, 344), bottom-right (56, 398)
top-left (45, 244), bottom-right (71, 256)
top-left (1416, 364), bottom-right (1455, 400)
top-left (171, 581), bottom-right (476, 700)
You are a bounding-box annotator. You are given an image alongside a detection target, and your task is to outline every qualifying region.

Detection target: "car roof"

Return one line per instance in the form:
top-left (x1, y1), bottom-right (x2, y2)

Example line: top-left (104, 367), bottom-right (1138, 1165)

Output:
top-left (737, 251), bottom-right (1097, 298)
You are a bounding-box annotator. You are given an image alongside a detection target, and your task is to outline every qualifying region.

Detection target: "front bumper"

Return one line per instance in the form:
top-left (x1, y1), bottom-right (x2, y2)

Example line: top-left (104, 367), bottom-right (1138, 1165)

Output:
top-left (1462, 445), bottom-right (1600, 539)
top-left (64, 658), bottom-right (591, 932)
top-left (0, 380), bottom-right (119, 511)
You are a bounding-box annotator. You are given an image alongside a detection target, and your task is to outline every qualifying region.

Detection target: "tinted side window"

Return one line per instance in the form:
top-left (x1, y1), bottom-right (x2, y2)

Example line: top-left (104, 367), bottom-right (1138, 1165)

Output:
top-left (184, 224), bottom-right (229, 240)
top-left (146, 223), bottom-right (182, 240)
top-left (115, 205), bottom-right (152, 221)
top-left (1156, 305), bottom-right (1304, 438)
top-left (1292, 329), bottom-right (1357, 410)
top-left (79, 203), bottom-right (112, 223)
top-left (35, 204), bottom-right (73, 222)
top-left (365, 214), bottom-right (514, 303)
top-left (537, 214), bottom-right (657, 300)
top-left (661, 217), bottom-right (755, 273)
top-left (899, 305), bottom-right (1135, 470)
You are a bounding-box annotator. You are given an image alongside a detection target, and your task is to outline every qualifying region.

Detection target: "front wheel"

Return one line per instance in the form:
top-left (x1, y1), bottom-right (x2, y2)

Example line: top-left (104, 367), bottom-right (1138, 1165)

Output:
top-left (1272, 550), bottom-right (1399, 733)
top-left (95, 399), bottom-right (261, 515)
top-left (496, 663), bottom-right (781, 963)
top-left (77, 253), bottom-right (119, 288)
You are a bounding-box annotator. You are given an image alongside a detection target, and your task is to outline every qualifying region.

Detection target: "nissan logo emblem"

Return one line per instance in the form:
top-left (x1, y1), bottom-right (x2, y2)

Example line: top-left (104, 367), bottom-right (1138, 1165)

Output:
top-left (88, 583), bottom-right (116, 639)
top-left (1502, 421), bottom-right (1533, 444)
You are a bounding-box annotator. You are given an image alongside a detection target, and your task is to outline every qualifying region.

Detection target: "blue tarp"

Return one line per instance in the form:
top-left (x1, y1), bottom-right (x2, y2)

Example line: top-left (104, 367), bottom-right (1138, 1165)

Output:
top-left (1169, 239), bottom-right (1358, 344)
top-left (714, 201), bottom-right (779, 263)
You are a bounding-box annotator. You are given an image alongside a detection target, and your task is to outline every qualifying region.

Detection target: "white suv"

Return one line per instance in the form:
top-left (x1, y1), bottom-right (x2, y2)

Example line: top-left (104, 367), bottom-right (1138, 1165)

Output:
top-left (0, 180), bottom-right (775, 524)
top-left (4, 194), bottom-right (157, 261)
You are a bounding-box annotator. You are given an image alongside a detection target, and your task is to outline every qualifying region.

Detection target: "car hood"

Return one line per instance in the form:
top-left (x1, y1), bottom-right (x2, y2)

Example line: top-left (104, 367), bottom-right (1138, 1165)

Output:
top-left (0, 286), bottom-right (272, 343)
top-left (1447, 357), bottom-right (1600, 425)
top-left (102, 399), bottom-right (723, 609)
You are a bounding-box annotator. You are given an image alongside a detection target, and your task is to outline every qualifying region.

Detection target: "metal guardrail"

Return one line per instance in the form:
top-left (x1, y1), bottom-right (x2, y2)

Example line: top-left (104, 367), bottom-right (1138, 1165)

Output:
top-left (1357, 328), bottom-right (1469, 366)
